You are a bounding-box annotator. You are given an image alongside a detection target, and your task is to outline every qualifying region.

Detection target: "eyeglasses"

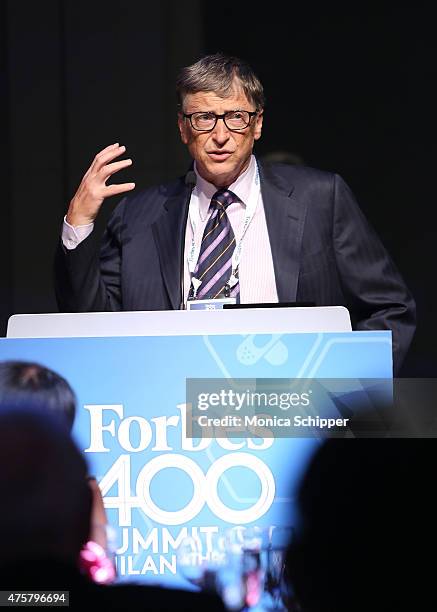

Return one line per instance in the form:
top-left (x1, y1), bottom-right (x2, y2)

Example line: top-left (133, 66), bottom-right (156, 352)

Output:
top-left (183, 110), bottom-right (258, 132)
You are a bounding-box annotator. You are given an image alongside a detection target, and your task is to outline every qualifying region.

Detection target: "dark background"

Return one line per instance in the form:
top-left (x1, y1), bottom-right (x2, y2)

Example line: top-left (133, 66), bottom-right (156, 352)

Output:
top-left (1, 1), bottom-right (435, 375)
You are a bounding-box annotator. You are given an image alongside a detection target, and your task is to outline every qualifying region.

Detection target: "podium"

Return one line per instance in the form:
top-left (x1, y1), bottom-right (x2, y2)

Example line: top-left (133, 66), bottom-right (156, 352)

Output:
top-left (1, 308), bottom-right (392, 587)
top-left (6, 306), bottom-right (353, 337)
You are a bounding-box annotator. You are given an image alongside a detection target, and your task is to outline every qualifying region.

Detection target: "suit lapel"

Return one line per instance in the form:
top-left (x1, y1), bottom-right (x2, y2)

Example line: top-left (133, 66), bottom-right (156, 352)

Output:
top-left (258, 161), bottom-right (307, 302)
top-left (152, 181), bottom-right (189, 309)
top-left (151, 163), bottom-right (307, 308)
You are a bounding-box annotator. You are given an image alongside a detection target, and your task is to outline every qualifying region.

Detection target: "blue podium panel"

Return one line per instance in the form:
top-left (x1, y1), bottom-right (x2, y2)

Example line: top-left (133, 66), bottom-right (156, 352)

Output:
top-left (0, 331), bottom-right (392, 587)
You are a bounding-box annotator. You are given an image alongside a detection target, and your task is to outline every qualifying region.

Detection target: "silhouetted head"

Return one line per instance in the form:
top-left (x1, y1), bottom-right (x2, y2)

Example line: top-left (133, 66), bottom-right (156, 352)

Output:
top-left (0, 409), bottom-right (91, 567)
top-left (260, 150), bottom-right (305, 166)
top-left (287, 439), bottom-right (436, 611)
top-left (0, 361), bottom-right (76, 430)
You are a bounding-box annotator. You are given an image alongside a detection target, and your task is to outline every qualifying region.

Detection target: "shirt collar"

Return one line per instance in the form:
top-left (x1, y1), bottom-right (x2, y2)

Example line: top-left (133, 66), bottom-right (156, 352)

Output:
top-left (194, 155), bottom-right (256, 221)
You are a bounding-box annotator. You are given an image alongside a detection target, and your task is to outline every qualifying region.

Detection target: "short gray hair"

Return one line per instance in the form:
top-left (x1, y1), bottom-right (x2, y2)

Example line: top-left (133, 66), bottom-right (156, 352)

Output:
top-left (176, 53), bottom-right (265, 111)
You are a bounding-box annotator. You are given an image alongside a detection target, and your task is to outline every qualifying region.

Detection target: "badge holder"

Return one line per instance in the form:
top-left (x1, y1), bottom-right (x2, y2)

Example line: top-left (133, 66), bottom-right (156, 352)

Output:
top-left (186, 298), bottom-right (237, 311)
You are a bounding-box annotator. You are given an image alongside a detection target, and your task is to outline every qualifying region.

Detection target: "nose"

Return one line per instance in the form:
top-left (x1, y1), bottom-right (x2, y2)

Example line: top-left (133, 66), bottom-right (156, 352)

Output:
top-left (211, 117), bottom-right (230, 145)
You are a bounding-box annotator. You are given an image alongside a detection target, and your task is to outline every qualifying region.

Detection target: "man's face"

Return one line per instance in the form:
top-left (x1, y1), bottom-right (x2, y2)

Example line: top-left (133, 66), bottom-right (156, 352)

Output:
top-left (178, 80), bottom-right (263, 188)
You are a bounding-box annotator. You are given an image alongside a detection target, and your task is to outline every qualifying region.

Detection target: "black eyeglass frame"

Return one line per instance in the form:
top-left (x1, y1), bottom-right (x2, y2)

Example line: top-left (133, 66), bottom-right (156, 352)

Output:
top-left (182, 110), bottom-right (259, 132)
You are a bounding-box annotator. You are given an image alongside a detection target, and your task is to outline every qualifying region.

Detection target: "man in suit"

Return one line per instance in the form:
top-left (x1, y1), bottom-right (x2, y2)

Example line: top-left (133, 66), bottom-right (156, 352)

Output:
top-left (55, 53), bottom-right (415, 373)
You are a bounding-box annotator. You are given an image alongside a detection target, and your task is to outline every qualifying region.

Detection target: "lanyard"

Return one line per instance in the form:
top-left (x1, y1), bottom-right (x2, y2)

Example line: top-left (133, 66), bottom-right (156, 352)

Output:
top-left (187, 163), bottom-right (261, 287)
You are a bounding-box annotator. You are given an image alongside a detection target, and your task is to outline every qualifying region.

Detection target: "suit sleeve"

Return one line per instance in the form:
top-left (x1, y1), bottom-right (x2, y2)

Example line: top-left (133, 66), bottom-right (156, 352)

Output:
top-left (54, 198), bottom-right (127, 312)
top-left (332, 174), bottom-right (416, 374)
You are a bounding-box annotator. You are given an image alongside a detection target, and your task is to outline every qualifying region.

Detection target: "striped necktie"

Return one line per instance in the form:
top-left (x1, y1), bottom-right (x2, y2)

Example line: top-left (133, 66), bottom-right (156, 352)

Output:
top-left (189, 188), bottom-right (240, 301)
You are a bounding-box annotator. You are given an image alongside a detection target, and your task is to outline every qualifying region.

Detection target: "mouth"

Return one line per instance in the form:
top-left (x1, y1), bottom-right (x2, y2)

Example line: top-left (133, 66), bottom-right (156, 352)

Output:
top-left (207, 151), bottom-right (233, 162)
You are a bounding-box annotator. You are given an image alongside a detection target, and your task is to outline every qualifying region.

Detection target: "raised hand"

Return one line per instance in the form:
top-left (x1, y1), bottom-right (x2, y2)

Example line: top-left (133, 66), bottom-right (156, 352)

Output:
top-left (66, 143), bottom-right (135, 226)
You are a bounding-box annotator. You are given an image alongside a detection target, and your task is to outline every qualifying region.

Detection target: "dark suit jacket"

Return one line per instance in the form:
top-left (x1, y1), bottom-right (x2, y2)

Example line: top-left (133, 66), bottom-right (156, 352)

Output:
top-left (55, 161), bottom-right (416, 373)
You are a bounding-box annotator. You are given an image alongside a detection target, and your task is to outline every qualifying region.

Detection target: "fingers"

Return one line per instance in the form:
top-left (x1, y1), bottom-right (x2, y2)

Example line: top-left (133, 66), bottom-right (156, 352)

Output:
top-left (104, 182), bottom-right (136, 197)
top-left (92, 143), bottom-right (126, 173)
top-left (68, 143), bottom-right (135, 226)
top-left (100, 158), bottom-right (133, 180)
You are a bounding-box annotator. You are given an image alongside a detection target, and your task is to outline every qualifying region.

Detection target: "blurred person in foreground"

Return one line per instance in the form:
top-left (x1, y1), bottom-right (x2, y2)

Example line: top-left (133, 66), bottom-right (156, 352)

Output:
top-left (285, 437), bottom-right (436, 611)
top-left (0, 409), bottom-right (225, 611)
top-left (0, 360), bottom-right (108, 552)
top-left (55, 53), bottom-right (415, 374)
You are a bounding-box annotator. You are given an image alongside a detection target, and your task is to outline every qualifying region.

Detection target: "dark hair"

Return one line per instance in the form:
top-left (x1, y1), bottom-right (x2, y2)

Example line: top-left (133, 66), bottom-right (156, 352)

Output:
top-left (0, 409), bottom-right (91, 565)
top-left (0, 361), bottom-right (76, 430)
top-left (176, 53), bottom-right (265, 110)
top-left (286, 439), bottom-right (437, 612)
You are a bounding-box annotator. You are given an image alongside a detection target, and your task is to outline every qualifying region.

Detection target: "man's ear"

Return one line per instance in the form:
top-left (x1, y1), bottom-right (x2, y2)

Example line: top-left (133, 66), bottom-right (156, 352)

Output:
top-left (178, 113), bottom-right (189, 145)
top-left (253, 110), bottom-right (264, 141)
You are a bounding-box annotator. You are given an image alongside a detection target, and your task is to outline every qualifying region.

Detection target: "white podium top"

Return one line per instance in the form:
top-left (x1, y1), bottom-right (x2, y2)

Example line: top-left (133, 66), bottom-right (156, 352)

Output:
top-left (7, 307), bottom-right (351, 338)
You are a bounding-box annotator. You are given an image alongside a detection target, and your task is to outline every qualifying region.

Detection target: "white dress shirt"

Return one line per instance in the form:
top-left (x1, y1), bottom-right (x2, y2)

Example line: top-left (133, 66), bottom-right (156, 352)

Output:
top-left (185, 156), bottom-right (278, 304)
top-left (62, 155), bottom-right (278, 305)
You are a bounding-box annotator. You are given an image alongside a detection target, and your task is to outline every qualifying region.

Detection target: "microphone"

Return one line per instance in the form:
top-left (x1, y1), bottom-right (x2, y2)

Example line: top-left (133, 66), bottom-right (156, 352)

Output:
top-left (179, 170), bottom-right (197, 309)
